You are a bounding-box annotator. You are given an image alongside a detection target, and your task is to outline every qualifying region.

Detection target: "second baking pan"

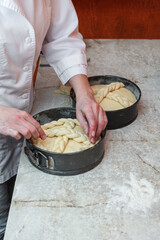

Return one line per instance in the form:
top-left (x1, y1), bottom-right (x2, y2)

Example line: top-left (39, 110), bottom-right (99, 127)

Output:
top-left (70, 75), bottom-right (141, 129)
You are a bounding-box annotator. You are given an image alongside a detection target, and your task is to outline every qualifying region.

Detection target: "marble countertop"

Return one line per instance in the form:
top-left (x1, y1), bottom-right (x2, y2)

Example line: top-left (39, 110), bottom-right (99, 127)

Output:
top-left (4, 40), bottom-right (160, 240)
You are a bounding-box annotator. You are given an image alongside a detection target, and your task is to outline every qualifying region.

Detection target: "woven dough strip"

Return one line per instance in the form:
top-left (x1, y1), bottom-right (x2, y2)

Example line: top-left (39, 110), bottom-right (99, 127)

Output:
top-left (94, 82), bottom-right (124, 103)
top-left (42, 118), bottom-right (80, 130)
top-left (33, 118), bottom-right (97, 153)
top-left (107, 92), bottom-right (133, 108)
top-left (52, 136), bottom-right (69, 153)
top-left (44, 127), bottom-right (91, 145)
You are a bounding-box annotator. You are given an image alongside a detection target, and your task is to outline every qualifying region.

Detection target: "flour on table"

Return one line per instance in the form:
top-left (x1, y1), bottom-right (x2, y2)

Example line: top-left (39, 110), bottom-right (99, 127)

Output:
top-left (115, 173), bottom-right (159, 212)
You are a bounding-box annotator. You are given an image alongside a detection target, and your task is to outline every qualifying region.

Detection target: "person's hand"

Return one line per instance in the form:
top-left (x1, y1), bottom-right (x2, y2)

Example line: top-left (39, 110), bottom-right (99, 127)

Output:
top-left (68, 74), bottom-right (107, 143)
top-left (76, 89), bottom-right (107, 143)
top-left (0, 105), bottom-right (46, 140)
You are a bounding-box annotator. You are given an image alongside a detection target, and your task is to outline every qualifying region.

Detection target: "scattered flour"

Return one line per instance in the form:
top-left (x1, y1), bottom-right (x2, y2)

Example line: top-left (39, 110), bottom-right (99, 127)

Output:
top-left (116, 173), bottom-right (159, 212)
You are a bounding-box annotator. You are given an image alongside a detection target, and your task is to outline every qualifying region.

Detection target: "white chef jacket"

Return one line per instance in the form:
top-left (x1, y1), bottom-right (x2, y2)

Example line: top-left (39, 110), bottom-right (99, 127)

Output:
top-left (0, 0), bottom-right (87, 183)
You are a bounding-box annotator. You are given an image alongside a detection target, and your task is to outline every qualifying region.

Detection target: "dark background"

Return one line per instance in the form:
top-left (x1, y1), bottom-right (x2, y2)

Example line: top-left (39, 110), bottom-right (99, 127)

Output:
top-left (72, 0), bottom-right (160, 39)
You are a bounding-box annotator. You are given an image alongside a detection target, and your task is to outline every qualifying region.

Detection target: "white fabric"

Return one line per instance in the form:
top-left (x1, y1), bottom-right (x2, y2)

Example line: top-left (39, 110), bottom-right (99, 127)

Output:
top-left (0, 0), bottom-right (87, 183)
top-left (60, 65), bottom-right (87, 83)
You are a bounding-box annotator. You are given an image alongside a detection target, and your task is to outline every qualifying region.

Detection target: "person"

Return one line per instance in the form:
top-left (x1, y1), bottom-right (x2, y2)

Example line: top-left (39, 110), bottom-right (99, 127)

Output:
top-left (0, 0), bottom-right (107, 239)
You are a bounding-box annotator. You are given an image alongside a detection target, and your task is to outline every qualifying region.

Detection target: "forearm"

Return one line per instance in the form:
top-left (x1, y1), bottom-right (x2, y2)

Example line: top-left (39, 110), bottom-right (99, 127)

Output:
top-left (68, 74), bottom-right (94, 99)
top-left (68, 74), bottom-right (107, 143)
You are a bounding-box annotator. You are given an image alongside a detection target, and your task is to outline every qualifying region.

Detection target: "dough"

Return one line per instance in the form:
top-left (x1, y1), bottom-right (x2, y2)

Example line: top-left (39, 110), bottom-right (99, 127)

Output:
top-left (31, 118), bottom-right (100, 153)
top-left (92, 82), bottom-right (136, 111)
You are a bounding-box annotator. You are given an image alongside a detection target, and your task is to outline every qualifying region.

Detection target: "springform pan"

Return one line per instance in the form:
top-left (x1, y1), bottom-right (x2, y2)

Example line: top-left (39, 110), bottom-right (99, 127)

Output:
top-left (70, 75), bottom-right (141, 130)
top-left (25, 107), bottom-right (106, 176)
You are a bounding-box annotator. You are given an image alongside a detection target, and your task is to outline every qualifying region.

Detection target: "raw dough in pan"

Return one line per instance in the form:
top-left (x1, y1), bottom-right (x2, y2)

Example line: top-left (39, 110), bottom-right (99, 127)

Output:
top-left (93, 82), bottom-right (136, 111)
top-left (31, 118), bottom-right (100, 153)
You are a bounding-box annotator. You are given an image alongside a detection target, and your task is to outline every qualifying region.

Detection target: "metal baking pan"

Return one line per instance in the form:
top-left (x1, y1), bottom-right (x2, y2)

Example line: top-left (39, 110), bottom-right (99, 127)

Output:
top-left (25, 108), bottom-right (106, 176)
top-left (70, 75), bottom-right (141, 129)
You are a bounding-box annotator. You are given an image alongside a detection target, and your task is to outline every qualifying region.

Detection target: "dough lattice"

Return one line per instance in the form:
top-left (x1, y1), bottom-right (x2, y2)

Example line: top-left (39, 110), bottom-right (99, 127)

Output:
top-left (42, 118), bottom-right (80, 130)
top-left (32, 118), bottom-right (97, 153)
top-left (94, 82), bottom-right (124, 103)
top-left (45, 127), bottom-right (91, 144)
top-left (52, 136), bottom-right (69, 153)
top-left (107, 92), bottom-right (133, 108)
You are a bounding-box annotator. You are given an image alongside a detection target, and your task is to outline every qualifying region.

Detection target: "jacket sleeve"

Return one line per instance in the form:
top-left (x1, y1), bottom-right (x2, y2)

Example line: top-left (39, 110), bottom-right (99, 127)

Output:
top-left (42, 0), bottom-right (87, 84)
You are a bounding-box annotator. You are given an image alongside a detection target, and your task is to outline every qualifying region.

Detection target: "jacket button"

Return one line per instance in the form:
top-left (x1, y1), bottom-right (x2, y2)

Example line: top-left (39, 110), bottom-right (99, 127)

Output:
top-left (22, 93), bottom-right (28, 99)
top-left (25, 37), bottom-right (32, 44)
top-left (23, 66), bottom-right (29, 72)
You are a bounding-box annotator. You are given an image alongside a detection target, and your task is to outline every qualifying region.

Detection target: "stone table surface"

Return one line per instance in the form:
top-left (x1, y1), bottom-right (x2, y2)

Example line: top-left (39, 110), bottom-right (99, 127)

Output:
top-left (4, 40), bottom-right (160, 240)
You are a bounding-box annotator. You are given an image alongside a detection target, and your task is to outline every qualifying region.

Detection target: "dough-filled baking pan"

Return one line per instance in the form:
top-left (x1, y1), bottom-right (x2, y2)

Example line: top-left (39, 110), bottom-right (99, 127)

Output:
top-left (70, 75), bottom-right (141, 129)
top-left (25, 108), bottom-right (106, 176)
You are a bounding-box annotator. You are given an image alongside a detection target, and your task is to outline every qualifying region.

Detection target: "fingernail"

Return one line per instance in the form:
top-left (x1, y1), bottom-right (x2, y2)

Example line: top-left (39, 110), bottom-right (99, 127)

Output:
top-left (38, 127), bottom-right (43, 132)
top-left (92, 131), bottom-right (95, 137)
top-left (41, 135), bottom-right (46, 140)
top-left (91, 137), bottom-right (95, 143)
top-left (85, 130), bottom-right (89, 135)
top-left (84, 126), bottom-right (88, 134)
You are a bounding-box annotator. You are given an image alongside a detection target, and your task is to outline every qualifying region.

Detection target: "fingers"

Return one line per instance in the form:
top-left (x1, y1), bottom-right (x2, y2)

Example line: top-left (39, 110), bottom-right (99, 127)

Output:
top-left (95, 107), bottom-right (108, 140)
top-left (21, 112), bottom-right (46, 140)
top-left (87, 104), bottom-right (107, 143)
top-left (76, 110), bottom-right (89, 135)
top-left (77, 102), bottom-right (107, 143)
top-left (84, 104), bottom-right (97, 143)
top-left (0, 106), bottom-right (46, 140)
top-left (13, 119), bottom-right (39, 139)
top-left (8, 112), bottom-right (46, 140)
top-left (4, 128), bottom-right (22, 140)
top-left (103, 110), bottom-right (108, 130)
top-left (77, 102), bottom-right (97, 143)
top-left (9, 122), bottom-right (34, 139)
